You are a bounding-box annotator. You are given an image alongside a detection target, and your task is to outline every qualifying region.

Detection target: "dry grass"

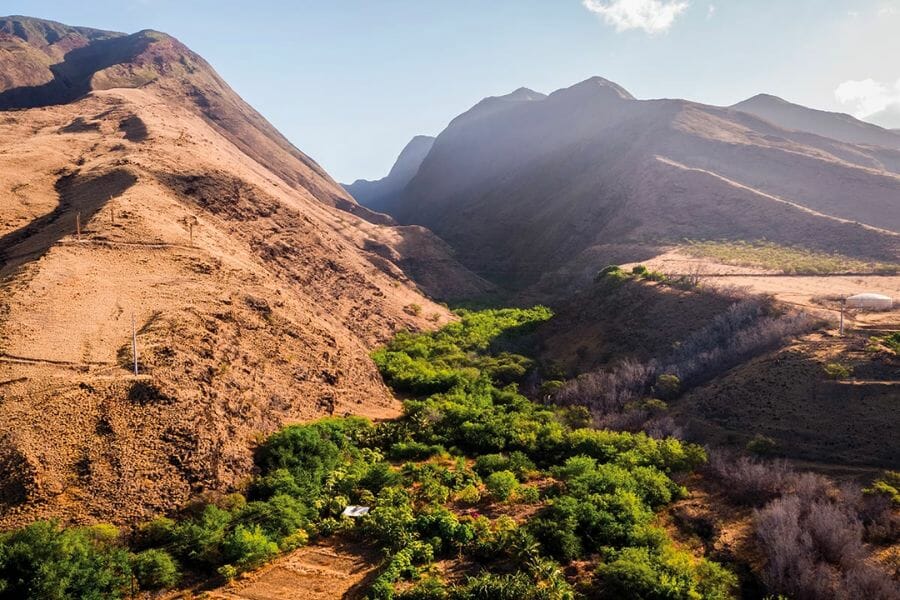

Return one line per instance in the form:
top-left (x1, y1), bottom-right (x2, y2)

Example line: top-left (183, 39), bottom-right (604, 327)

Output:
top-left (683, 240), bottom-right (900, 275)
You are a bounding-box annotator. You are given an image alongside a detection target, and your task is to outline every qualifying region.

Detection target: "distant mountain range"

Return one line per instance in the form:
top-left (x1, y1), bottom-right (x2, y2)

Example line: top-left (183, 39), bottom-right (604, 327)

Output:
top-left (344, 135), bottom-right (435, 211)
top-left (347, 77), bottom-right (900, 291)
top-left (730, 93), bottom-right (900, 149)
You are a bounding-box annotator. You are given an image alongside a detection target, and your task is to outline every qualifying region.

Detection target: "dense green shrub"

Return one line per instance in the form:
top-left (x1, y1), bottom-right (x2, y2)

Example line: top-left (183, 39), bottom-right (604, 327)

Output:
top-left (0, 521), bottom-right (132, 600)
top-left (171, 504), bottom-right (233, 568)
top-left (597, 544), bottom-right (737, 599)
top-left (222, 525), bottom-right (279, 571)
top-left (130, 549), bottom-right (180, 589)
top-left (485, 470), bottom-right (520, 501)
top-left (864, 471), bottom-right (900, 505)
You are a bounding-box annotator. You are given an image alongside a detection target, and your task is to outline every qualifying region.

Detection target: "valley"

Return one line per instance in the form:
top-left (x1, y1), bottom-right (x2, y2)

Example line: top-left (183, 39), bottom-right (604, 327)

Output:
top-left (0, 12), bottom-right (897, 600)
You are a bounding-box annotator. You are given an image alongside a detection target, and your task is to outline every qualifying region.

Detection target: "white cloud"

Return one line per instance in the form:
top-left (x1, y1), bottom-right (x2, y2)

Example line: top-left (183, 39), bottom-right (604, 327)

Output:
top-left (707, 4), bottom-right (716, 19)
top-left (582, 0), bottom-right (690, 34)
top-left (835, 78), bottom-right (900, 117)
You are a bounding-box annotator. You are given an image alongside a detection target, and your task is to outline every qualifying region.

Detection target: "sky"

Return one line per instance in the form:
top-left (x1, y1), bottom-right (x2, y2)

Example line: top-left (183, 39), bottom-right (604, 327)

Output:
top-left (5, 0), bottom-right (900, 182)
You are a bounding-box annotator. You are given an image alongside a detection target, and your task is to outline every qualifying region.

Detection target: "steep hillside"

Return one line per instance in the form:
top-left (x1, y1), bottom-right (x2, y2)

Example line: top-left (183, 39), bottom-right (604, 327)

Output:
top-left (344, 135), bottom-right (435, 211)
top-left (732, 93), bottom-right (900, 150)
top-left (0, 15), bottom-right (390, 223)
top-left (0, 17), bottom-right (489, 526)
top-left (373, 77), bottom-right (900, 292)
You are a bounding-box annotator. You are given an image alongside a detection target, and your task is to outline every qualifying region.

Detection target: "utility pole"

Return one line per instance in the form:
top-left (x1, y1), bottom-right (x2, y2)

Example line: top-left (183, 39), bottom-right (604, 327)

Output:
top-left (132, 312), bottom-right (138, 375)
top-left (839, 298), bottom-right (845, 337)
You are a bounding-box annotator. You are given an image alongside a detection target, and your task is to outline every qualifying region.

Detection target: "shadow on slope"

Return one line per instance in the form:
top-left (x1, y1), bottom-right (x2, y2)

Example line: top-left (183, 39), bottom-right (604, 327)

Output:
top-left (0, 168), bottom-right (137, 276)
top-left (0, 32), bottom-right (155, 109)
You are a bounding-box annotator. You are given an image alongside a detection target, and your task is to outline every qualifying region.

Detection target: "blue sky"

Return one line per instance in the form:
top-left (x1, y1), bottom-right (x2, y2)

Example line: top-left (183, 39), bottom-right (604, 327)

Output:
top-left (5, 1), bottom-right (900, 181)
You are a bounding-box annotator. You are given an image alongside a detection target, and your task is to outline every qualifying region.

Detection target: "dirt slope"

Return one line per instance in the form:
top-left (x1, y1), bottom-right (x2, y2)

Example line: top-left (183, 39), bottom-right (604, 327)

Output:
top-left (0, 17), bottom-right (487, 527)
top-left (373, 77), bottom-right (900, 293)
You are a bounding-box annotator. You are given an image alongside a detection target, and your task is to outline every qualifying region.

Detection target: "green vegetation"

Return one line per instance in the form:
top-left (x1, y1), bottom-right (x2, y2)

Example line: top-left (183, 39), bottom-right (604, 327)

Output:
top-left (869, 332), bottom-right (900, 356)
top-left (746, 434), bottom-right (778, 456)
top-left (864, 471), bottom-right (900, 506)
top-left (0, 308), bottom-right (736, 599)
top-left (683, 240), bottom-right (900, 274)
top-left (595, 265), bottom-right (691, 288)
top-left (0, 522), bottom-right (132, 599)
top-left (823, 362), bottom-right (853, 380)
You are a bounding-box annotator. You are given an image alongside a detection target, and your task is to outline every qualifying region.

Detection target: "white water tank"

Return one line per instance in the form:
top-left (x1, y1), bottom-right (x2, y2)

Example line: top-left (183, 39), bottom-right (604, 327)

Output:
top-left (846, 293), bottom-right (893, 310)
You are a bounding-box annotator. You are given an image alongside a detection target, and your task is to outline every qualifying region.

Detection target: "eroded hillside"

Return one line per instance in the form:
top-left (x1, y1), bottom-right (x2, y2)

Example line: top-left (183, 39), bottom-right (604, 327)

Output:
top-left (0, 17), bottom-right (489, 527)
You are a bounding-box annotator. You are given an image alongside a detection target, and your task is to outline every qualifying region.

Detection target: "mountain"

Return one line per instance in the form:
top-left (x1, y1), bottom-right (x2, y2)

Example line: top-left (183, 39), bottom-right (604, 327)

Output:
top-left (0, 16), bottom-right (490, 526)
top-left (345, 86), bottom-right (548, 212)
top-left (373, 77), bottom-right (900, 291)
top-left (344, 135), bottom-right (435, 211)
top-left (731, 93), bottom-right (900, 150)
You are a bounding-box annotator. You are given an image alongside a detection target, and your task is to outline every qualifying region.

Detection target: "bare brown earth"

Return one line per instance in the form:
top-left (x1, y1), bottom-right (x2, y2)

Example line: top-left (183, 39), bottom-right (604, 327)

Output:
top-left (0, 18), bottom-right (489, 528)
top-left (196, 539), bottom-right (381, 600)
top-left (622, 249), bottom-right (900, 339)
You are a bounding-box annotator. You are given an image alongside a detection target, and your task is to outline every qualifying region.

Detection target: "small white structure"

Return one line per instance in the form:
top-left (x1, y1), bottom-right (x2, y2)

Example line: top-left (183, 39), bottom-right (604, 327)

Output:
top-left (341, 505), bottom-right (371, 518)
top-left (846, 293), bottom-right (893, 311)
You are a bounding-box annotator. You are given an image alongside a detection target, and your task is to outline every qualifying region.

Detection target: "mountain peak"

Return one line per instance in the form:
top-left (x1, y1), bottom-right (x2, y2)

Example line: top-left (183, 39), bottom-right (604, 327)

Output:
top-left (739, 93), bottom-right (789, 105)
top-left (547, 76), bottom-right (636, 105)
top-left (505, 87), bottom-right (546, 101)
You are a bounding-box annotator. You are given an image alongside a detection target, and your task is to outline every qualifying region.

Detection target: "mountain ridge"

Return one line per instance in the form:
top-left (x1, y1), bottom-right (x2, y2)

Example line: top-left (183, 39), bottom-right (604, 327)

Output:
top-left (365, 76), bottom-right (900, 292)
top-left (731, 92), bottom-right (900, 150)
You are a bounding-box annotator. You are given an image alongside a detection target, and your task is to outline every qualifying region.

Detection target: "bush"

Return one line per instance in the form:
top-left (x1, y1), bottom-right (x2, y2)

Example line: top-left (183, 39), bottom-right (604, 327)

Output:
top-left (516, 485), bottom-right (541, 504)
top-left (485, 471), bottom-right (519, 501)
top-left (0, 521), bottom-right (132, 600)
top-left (746, 433), bottom-right (778, 456)
top-left (238, 494), bottom-right (311, 540)
top-left (222, 525), bottom-right (278, 571)
top-left (823, 362), bottom-right (852, 380)
top-left (130, 549), bottom-right (180, 590)
top-left (864, 471), bottom-right (900, 506)
top-left (753, 491), bottom-right (895, 599)
top-left (597, 545), bottom-right (736, 600)
top-left (706, 452), bottom-right (795, 506)
top-left (653, 374), bottom-right (681, 400)
top-left (171, 504), bottom-right (233, 568)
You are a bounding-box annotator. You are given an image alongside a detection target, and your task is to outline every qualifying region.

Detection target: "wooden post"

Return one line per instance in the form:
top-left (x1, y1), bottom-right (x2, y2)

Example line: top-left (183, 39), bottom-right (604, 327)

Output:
top-left (76, 212), bottom-right (81, 240)
top-left (189, 222), bottom-right (193, 247)
top-left (132, 313), bottom-right (138, 375)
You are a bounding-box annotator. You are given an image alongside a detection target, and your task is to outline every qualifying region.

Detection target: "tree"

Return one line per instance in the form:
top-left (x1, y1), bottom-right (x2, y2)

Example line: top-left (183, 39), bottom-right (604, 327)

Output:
top-left (130, 549), bottom-right (180, 589)
top-left (485, 471), bottom-right (519, 501)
